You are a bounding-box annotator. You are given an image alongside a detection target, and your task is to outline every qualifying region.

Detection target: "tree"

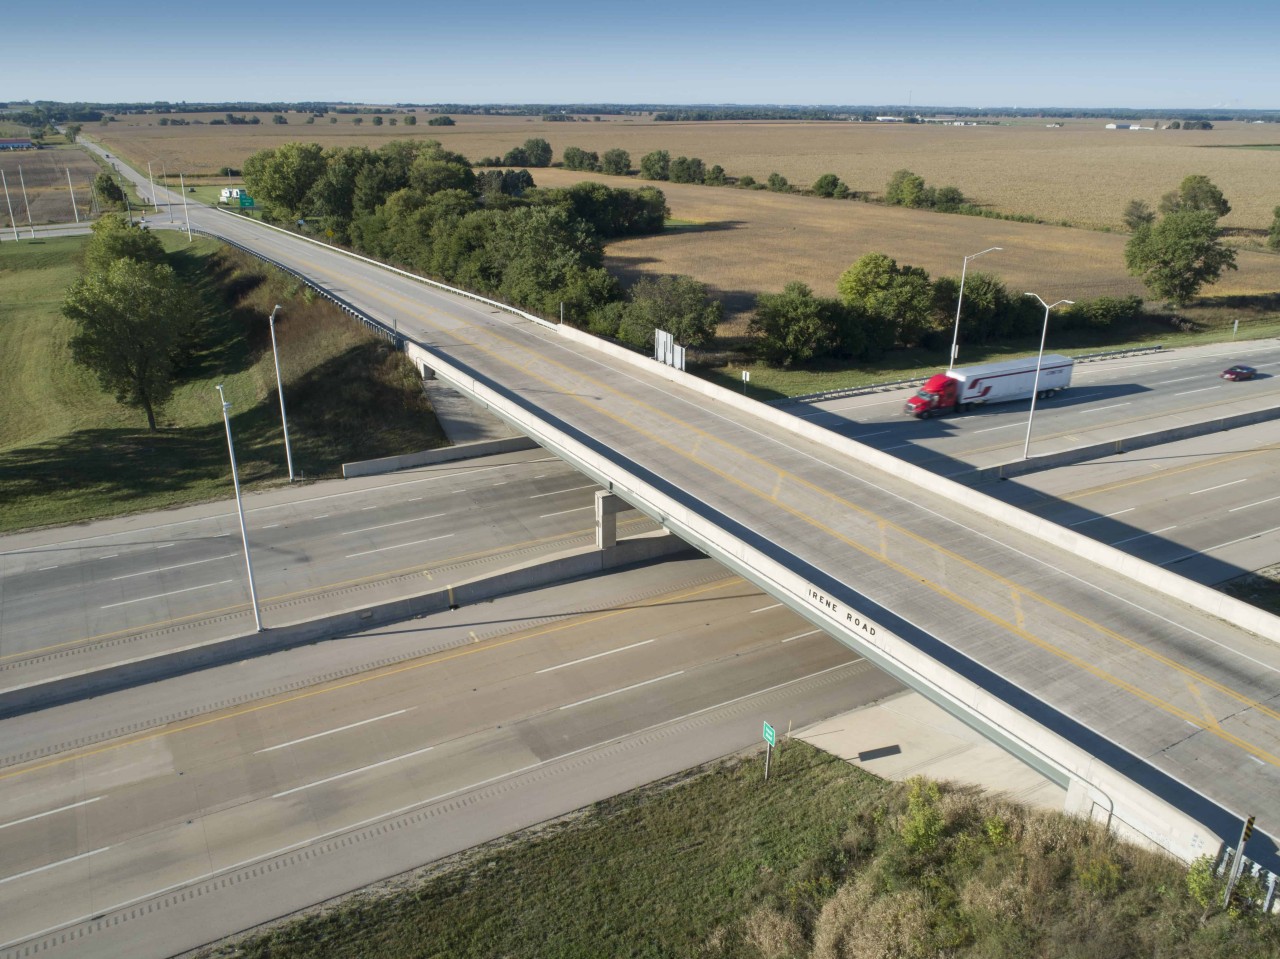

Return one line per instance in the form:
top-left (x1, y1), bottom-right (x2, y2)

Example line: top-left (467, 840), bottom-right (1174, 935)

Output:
top-left (83, 213), bottom-right (165, 274)
top-left (749, 282), bottom-right (831, 366)
top-left (1124, 210), bottom-right (1237, 305)
top-left (932, 185), bottom-right (965, 211)
top-left (1269, 205), bottom-right (1280, 251)
top-left (93, 171), bottom-right (125, 206)
top-left (618, 274), bottom-right (721, 348)
top-left (1159, 174), bottom-right (1230, 218)
top-left (1122, 199), bottom-right (1155, 232)
top-left (522, 138), bottom-right (553, 167)
top-left (884, 169), bottom-right (927, 207)
top-left (243, 142), bottom-right (327, 217)
top-left (63, 258), bottom-right (189, 431)
top-left (705, 165), bottom-right (727, 186)
top-left (64, 123), bottom-right (82, 142)
top-left (272, 114), bottom-right (288, 124)
top-left (811, 173), bottom-right (845, 198)
top-left (601, 148), bottom-right (631, 176)
top-left (562, 146), bottom-right (600, 172)
top-left (502, 145), bottom-right (531, 166)
top-left (639, 150), bottom-right (670, 181)
top-left (837, 252), bottom-right (937, 347)
top-left (425, 116), bottom-right (452, 126)
top-left (403, 115), bottom-right (417, 126)
top-left (668, 156), bottom-right (705, 184)
top-left (372, 115), bottom-right (383, 126)
top-left (766, 172), bottom-right (790, 192)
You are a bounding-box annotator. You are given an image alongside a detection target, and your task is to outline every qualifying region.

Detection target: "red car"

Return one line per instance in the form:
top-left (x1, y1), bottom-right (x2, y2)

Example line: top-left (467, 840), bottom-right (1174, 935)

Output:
top-left (1221, 365), bottom-right (1257, 381)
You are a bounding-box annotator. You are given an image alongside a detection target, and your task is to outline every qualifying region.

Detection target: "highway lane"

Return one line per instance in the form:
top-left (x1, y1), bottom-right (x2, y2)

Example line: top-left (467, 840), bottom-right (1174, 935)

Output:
top-left (990, 420), bottom-right (1280, 585)
top-left (791, 340), bottom-right (1280, 474)
top-left (156, 204), bottom-right (1280, 865)
top-left (0, 451), bottom-right (658, 674)
top-left (0, 556), bottom-right (895, 957)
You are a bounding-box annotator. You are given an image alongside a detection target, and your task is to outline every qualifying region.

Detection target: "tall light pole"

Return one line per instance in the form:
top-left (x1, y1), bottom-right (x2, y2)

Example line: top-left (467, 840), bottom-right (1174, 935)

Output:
top-left (147, 161), bottom-right (158, 210)
top-left (948, 247), bottom-right (1001, 371)
top-left (65, 167), bottom-right (79, 223)
top-left (267, 305), bottom-right (296, 482)
top-left (1, 171), bottom-right (18, 242)
top-left (163, 164), bottom-right (173, 222)
top-left (216, 384), bottom-right (264, 632)
top-left (18, 165), bottom-right (35, 238)
top-left (178, 173), bottom-right (192, 240)
top-left (1022, 293), bottom-right (1073, 460)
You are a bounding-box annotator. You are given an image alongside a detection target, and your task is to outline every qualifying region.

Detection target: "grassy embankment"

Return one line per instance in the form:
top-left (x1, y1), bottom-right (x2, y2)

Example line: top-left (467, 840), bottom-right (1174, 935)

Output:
top-left (0, 233), bottom-right (445, 533)
top-left (198, 741), bottom-right (1280, 959)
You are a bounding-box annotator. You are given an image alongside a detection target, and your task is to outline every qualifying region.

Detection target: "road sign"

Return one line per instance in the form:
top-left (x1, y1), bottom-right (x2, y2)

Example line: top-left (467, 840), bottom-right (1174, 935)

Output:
top-left (239, 195), bottom-right (255, 208)
top-left (763, 721), bottom-right (775, 747)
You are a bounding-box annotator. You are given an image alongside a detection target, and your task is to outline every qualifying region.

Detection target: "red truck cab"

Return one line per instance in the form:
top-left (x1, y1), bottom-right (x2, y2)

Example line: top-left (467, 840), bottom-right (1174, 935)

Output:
top-left (904, 374), bottom-right (957, 418)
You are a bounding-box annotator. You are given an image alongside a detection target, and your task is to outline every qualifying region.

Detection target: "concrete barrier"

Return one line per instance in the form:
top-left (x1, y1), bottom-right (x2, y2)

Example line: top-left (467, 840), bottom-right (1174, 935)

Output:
top-left (342, 436), bottom-right (540, 478)
top-left (977, 405), bottom-right (1280, 482)
top-left (0, 532), bottom-right (690, 720)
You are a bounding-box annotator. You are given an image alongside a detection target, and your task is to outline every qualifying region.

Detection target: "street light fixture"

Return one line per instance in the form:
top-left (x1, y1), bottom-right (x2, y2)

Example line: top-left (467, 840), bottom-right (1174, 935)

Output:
top-left (216, 384), bottom-right (264, 631)
top-left (947, 247), bottom-right (1001, 371)
top-left (1022, 293), bottom-right (1073, 460)
top-left (267, 305), bottom-right (296, 482)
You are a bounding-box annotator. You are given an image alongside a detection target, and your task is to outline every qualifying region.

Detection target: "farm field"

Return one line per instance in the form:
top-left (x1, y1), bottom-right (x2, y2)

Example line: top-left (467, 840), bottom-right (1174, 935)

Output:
top-left (530, 168), bottom-right (1280, 328)
top-left (0, 146), bottom-right (102, 225)
top-left (91, 112), bottom-right (1280, 231)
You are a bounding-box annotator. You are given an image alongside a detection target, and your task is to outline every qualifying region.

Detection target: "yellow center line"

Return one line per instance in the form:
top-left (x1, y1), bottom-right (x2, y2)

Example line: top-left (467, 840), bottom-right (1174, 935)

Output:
top-left (0, 576), bottom-right (746, 783)
top-left (1185, 680), bottom-right (1224, 733)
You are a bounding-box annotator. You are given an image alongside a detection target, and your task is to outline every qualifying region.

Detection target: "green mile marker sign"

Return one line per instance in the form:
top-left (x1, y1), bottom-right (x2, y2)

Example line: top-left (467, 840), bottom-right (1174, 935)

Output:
top-left (239, 195), bottom-right (255, 208)
top-left (763, 721), bottom-right (776, 747)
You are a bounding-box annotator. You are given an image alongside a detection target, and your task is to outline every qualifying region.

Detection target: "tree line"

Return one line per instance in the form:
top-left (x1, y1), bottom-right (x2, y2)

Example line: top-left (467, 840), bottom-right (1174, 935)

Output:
top-left (242, 140), bottom-right (723, 346)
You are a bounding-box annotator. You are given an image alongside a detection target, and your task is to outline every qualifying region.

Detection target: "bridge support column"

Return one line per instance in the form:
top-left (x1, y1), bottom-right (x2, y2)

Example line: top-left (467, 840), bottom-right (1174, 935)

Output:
top-left (595, 491), bottom-right (634, 549)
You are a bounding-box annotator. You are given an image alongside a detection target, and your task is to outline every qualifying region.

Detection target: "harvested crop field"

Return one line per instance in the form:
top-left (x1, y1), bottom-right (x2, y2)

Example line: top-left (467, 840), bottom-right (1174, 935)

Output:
top-left (531, 168), bottom-right (1280, 326)
top-left (0, 147), bottom-right (102, 225)
top-left (94, 113), bottom-right (1280, 230)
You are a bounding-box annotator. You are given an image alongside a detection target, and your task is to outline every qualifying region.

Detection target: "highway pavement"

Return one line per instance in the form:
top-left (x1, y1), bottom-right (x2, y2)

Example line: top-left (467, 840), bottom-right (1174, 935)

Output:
top-left (0, 555), bottom-right (897, 958)
top-left (788, 340), bottom-right (1280, 476)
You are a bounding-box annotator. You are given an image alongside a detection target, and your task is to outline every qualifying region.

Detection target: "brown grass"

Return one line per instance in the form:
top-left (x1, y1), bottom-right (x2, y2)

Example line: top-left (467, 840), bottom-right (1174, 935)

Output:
top-left (530, 168), bottom-right (1280, 328)
top-left (92, 113), bottom-right (1280, 230)
top-left (0, 147), bottom-right (103, 225)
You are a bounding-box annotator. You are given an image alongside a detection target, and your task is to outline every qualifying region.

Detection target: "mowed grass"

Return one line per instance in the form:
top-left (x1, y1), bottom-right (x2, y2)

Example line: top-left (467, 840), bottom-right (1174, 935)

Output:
top-left (0, 235), bottom-right (445, 532)
top-left (200, 743), bottom-right (1280, 959)
top-left (93, 113), bottom-right (1280, 230)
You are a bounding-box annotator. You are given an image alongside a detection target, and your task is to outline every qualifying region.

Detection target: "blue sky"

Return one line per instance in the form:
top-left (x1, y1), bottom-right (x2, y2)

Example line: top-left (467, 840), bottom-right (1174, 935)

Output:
top-left (7, 0), bottom-right (1279, 109)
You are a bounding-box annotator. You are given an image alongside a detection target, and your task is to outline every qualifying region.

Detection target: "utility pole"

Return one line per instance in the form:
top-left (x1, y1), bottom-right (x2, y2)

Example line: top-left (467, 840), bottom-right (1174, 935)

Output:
top-left (18, 165), bottom-right (35, 238)
top-left (267, 305), bottom-right (296, 482)
top-left (1, 171), bottom-right (18, 241)
top-left (66, 168), bottom-right (79, 223)
top-left (216, 385), bottom-right (264, 632)
top-left (179, 173), bottom-right (192, 240)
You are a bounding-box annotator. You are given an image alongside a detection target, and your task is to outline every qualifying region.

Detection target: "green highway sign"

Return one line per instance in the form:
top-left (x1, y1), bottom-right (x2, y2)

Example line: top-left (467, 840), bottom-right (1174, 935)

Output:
top-left (239, 195), bottom-right (255, 208)
top-left (763, 721), bottom-right (775, 747)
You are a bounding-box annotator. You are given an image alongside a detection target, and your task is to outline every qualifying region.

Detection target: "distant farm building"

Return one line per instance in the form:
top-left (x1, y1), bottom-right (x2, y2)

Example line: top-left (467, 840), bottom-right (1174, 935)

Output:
top-left (1105, 123), bottom-right (1154, 131)
top-left (875, 116), bottom-right (906, 122)
top-left (0, 138), bottom-right (34, 150)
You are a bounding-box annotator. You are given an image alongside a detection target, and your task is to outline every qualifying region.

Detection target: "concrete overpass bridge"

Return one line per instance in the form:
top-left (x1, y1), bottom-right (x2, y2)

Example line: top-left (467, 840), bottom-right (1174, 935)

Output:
top-left (137, 191), bottom-right (1280, 875)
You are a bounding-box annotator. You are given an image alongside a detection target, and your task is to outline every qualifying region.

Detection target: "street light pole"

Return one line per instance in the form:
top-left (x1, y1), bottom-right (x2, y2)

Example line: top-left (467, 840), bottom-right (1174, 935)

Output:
top-left (267, 305), bottom-right (296, 482)
top-left (216, 384), bottom-right (264, 631)
top-left (948, 247), bottom-right (1001, 372)
top-left (178, 173), bottom-right (192, 240)
top-left (1022, 293), bottom-right (1073, 460)
top-left (147, 161), bottom-right (157, 210)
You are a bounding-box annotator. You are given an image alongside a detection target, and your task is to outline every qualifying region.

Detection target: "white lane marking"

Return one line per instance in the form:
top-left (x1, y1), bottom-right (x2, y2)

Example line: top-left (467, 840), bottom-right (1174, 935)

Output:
top-left (262, 523), bottom-right (280, 529)
top-left (272, 745), bottom-right (436, 798)
top-left (101, 580), bottom-right (234, 609)
top-left (1175, 386), bottom-right (1221, 396)
top-left (973, 423), bottom-right (1020, 433)
top-left (882, 443), bottom-right (914, 451)
top-left (530, 484), bottom-right (596, 499)
top-left (1189, 479), bottom-right (1246, 496)
top-left (1154, 375), bottom-right (1200, 385)
top-left (540, 506), bottom-right (593, 518)
top-left (492, 481), bottom-right (507, 486)
top-left (1230, 494), bottom-right (1280, 513)
top-left (156, 543), bottom-right (175, 549)
top-left (751, 603), bottom-right (783, 614)
top-left (340, 513), bottom-right (445, 536)
top-left (361, 505), bottom-right (378, 510)
top-left (536, 639), bottom-right (655, 674)
top-left (408, 496), bottom-right (424, 501)
top-left (1079, 402), bottom-right (1130, 414)
top-left (0, 797), bottom-right (102, 831)
top-left (853, 430), bottom-right (891, 439)
top-left (782, 629), bottom-right (822, 643)
top-left (560, 671), bottom-right (684, 710)
top-left (38, 565), bottom-right (58, 571)
top-left (1164, 525), bottom-right (1280, 566)
top-left (256, 710), bottom-right (409, 753)
top-left (98, 554), bottom-right (117, 559)
top-left (0, 660), bottom-right (856, 951)
top-left (344, 534), bottom-right (454, 558)
top-left (313, 514), bottom-right (330, 519)
top-left (213, 533), bottom-right (231, 538)
top-left (1069, 508), bottom-right (1135, 527)
top-left (111, 554), bottom-right (236, 581)
top-left (1109, 525), bottom-right (1176, 547)
top-left (0, 847), bottom-right (112, 887)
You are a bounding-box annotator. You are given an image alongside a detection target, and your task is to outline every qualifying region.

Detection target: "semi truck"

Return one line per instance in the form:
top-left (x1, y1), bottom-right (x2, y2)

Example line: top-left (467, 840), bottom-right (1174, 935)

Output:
top-left (903, 354), bottom-right (1074, 418)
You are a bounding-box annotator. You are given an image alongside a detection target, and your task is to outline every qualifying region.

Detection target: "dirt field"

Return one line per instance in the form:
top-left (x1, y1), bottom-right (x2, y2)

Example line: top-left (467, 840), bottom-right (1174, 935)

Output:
top-left (92, 112), bottom-right (1280, 230)
top-left (0, 147), bottom-right (102, 226)
top-left (529, 168), bottom-right (1280, 327)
